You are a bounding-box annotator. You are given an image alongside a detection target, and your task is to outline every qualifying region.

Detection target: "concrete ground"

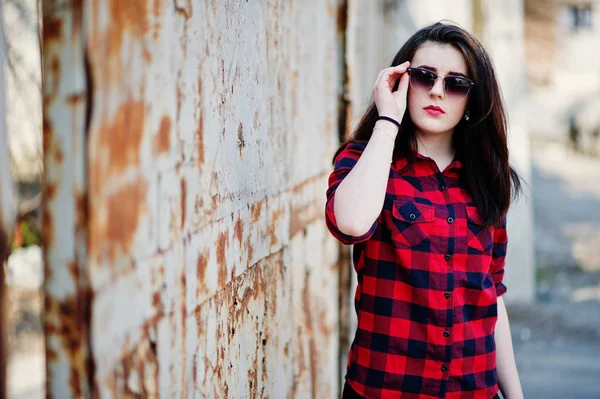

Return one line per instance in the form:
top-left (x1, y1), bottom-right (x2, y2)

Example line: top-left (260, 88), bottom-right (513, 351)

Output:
top-left (506, 139), bottom-right (600, 399)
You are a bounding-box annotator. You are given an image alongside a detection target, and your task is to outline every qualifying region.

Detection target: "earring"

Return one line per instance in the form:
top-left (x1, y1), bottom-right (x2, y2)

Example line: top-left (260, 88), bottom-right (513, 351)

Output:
top-left (464, 111), bottom-right (470, 121)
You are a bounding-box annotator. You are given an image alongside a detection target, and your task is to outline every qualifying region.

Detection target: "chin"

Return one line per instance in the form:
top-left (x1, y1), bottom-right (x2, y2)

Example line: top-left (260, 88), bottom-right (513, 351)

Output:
top-left (412, 119), bottom-right (456, 136)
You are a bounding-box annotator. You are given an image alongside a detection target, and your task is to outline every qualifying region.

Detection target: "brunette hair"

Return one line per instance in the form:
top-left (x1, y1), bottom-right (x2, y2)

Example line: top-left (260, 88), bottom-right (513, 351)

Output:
top-left (333, 22), bottom-right (522, 227)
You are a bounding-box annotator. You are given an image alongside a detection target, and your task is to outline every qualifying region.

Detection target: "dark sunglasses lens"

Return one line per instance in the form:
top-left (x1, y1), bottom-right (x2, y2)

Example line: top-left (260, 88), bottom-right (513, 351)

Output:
top-left (445, 77), bottom-right (471, 98)
top-left (410, 69), bottom-right (435, 91)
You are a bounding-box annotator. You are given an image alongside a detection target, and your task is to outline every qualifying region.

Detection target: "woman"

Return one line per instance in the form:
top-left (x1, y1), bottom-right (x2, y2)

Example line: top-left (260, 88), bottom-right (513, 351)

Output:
top-left (325, 22), bottom-right (524, 398)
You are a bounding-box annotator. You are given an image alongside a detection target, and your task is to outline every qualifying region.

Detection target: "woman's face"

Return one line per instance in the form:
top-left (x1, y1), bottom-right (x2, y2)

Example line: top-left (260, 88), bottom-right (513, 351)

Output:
top-left (407, 42), bottom-right (470, 137)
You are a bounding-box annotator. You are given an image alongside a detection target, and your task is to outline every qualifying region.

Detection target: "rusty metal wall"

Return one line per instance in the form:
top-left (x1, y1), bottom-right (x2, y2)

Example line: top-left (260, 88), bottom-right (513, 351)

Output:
top-left (42, 0), bottom-right (92, 397)
top-left (43, 0), bottom-right (347, 397)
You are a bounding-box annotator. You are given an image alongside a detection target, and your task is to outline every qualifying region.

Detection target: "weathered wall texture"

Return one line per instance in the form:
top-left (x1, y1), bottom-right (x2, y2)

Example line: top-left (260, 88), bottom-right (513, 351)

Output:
top-left (44, 0), bottom-right (346, 397)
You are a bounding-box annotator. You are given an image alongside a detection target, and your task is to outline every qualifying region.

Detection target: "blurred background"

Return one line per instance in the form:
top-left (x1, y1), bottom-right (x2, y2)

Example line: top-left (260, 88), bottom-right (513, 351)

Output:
top-left (1, 0), bottom-right (599, 398)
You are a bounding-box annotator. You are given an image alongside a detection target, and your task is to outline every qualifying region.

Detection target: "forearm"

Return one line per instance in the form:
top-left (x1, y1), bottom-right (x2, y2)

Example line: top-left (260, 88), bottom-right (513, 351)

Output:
top-left (333, 120), bottom-right (397, 236)
top-left (495, 296), bottom-right (524, 399)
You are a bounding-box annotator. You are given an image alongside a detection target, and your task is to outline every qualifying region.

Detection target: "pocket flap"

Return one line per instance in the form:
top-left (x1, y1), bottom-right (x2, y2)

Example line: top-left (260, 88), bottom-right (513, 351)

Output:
top-left (392, 198), bottom-right (434, 223)
top-left (466, 205), bottom-right (484, 225)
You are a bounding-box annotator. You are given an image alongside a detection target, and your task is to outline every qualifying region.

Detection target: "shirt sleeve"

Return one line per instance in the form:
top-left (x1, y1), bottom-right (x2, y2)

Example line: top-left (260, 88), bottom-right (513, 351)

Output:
top-left (491, 216), bottom-right (508, 297)
top-left (325, 142), bottom-right (379, 245)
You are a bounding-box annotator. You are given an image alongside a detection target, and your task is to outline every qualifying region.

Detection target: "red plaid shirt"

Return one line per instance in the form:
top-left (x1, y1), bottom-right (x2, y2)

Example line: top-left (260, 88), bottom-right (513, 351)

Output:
top-left (326, 143), bottom-right (507, 399)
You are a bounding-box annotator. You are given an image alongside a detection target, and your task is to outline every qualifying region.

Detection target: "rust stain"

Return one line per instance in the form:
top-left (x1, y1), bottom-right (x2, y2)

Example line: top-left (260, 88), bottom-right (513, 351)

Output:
top-left (176, 77), bottom-right (183, 123)
top-left (180, 177), bottom-right (187, 229)
top-left (46, 347), bottom-right (58, 361)
top-left (221, 59), bottom-right (225, 86)
top-left (96, 100), bottom-right (145, 180)
top-left (250, 201), bottom-right (263, 223)
top-left (152, 291), bottom-right (161, 312)
top-left (302, 270), bottom-right (318, 398)
top-left (41, 207), bottom-right (53, 247)
top-left (107, 0), bottom-right (149, 56)
top-left (337, 2), bottom-right (347, 34)
top-left (75, 192), bottom-right (89, 233)
top-left (50, 56), bottom-right (60, 87)
top-left (253, 111), bottom-right (260, 130)
top-left (115, 329), bottom-right (159, 397)
top-left (197, 254), bottom-right (208, 284)
top-left (290, 201), bottom-right (321, 238)
top-left (211, 194), bottom-right (219, 212)
top-left (54, 144), bottom-right (64, 164)
top-left (234, 215), bottom-right (243, 248)
top-left (268, 207), bottom-right (283, 247)
top-left (89, 179), bottom-right (148, 260)
top-left (45, 183), bottom-right (57, 201)
top-left (153, 115), bottom-right (172, 154)
top-left (216, 231), bottom-right (229, 287)
top-left (42, 117), bottom-right (52, 157)
top-left (237, 122), bottom-right (245, 156)
top-left (152, 0), bottom-right (163, 40)
top-left (42, 15), bottom-right (62, 42)
top-left (143, 47), bottom-right (152, 63)
top-left (66, 93), bottom-right (85, 106)
top-left (246, 236), bottom-right (254, 266)
top-left (45, 292), bottom-right (92, 397)
top-left (72, 0), bottom-right (83, 38)
top-left (67, 261), bottom-right (80, 286)
top-left (175, 0), bottom-right (193, 18)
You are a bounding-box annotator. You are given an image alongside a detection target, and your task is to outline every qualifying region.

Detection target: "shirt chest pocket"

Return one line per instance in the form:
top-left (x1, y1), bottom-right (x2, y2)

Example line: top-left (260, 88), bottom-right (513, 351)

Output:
top-left (387, 198), bottom-right (435, 248)
top-left (466, 206), bottom-right (494, 253)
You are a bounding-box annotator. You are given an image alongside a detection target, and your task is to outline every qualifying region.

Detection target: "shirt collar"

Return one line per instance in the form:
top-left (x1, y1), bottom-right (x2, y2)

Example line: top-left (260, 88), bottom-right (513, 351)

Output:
top-left (393, 146), bottom-right (463, 172)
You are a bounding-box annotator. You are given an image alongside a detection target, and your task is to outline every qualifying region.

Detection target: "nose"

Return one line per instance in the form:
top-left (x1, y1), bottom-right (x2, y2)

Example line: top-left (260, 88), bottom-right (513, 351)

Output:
top-left (429, 76), bottom-right (445, 99)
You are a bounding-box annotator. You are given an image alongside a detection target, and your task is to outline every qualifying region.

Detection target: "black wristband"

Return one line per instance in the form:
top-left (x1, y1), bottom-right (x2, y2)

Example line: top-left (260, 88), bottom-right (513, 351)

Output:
top-left (376, 115), bottom-right (402, 130)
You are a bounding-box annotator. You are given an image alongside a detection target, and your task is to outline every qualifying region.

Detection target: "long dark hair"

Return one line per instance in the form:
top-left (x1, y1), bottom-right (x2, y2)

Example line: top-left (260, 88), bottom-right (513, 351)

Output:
top-left (334, 22), bottom-right (522, 227)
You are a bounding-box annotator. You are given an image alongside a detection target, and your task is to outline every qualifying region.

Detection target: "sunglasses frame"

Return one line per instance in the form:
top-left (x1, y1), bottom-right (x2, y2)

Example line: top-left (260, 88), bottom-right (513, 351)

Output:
top-left (406, 67), bottom-right (475, 98)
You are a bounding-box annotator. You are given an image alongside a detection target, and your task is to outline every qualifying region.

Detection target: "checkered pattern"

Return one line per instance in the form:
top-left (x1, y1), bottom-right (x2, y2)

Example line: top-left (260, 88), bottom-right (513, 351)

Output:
top-left (326, 143), bottom-right (508, 399)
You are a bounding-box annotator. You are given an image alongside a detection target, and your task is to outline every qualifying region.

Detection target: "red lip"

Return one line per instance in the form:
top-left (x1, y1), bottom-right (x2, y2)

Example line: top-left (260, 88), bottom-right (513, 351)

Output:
top-left (423, 105), bottom-right (445, 114)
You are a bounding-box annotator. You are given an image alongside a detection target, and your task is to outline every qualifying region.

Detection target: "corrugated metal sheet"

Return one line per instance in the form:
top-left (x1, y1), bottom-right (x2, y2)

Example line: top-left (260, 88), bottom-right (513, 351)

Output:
top-left (44, 0), bottom-right (347, 397)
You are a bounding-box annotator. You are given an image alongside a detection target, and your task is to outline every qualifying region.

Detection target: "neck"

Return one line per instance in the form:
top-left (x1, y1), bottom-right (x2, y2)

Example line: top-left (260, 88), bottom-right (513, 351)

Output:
top-left (414, 129), bottom-right (455, 159)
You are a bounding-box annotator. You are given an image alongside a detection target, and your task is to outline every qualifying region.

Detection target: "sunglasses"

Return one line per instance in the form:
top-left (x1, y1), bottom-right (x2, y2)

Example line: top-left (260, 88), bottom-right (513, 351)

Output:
top-left (406, 67), bottom-right (475, 99)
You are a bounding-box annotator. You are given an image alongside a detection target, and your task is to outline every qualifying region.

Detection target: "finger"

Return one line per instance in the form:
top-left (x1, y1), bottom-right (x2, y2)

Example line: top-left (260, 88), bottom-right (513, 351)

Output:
top-left (383, 69), bottom-right (407, 90)
top-left (380, 63), bottom-right (410, 86)
top-left (374, 62), bottom-right (409, 90)
top-left (391, 62), bottom-right (410, 75)
top-left (396, 71), bottom-right (410, 93)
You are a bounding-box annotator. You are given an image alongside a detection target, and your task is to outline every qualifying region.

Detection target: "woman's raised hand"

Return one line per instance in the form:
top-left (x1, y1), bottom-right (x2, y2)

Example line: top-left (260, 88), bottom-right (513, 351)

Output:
top-left (372, 61), bottom-right (411, 123)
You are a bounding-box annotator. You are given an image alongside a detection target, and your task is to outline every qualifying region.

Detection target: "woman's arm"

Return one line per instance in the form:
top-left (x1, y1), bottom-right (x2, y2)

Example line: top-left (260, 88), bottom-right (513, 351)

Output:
top-left (334, 62), bottom-right (410, 237)
top-left (495, 296), bottom-right (524, 399)
top-left (333, 120), bottom-right (397, 236)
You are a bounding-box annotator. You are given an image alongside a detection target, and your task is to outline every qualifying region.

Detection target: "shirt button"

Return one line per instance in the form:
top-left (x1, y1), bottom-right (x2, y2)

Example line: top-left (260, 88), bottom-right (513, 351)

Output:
top-left (444, 254), bottom-right (451, 261)
top-left (438, 185), bottom-right (446, 191)
top-left (443, 330), bottom-right (450, 337)
top-left (444, 291), bottom-right (451, 299)
top-left (409, 213), bottom-right (416, 220)
top-left (441, 365), bottom-right (448, 372)
top-left (447, 217), bottom-right (454, 224)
